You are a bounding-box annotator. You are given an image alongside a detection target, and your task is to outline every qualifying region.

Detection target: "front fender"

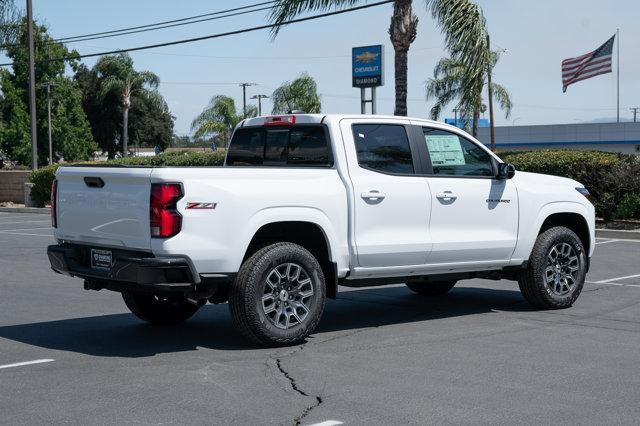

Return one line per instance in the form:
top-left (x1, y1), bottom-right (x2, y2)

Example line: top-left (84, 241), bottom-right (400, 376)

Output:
top-left (511, 201), bottom-right (595, 263)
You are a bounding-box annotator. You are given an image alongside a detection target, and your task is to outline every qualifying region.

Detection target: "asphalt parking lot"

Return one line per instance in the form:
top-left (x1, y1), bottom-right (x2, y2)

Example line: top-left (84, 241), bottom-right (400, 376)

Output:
top-left (1, 211), bottom-right (639, 425)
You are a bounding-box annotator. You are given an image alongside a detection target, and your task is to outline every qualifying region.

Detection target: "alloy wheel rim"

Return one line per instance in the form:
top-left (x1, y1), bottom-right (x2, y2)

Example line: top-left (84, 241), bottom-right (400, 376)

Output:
top-left (261, 263), bottom-right (314, 330)
top-left (544, 242), bottom-right (580, 296)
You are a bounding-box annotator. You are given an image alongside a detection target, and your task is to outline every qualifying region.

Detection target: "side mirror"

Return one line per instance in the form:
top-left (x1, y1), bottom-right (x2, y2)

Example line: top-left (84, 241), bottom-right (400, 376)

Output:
top-left (497, 163), bottom-right (516, 179)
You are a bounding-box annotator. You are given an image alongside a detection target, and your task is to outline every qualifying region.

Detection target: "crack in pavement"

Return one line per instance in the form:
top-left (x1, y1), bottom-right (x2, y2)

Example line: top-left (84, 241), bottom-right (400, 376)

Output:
top-left (273, 345), bottom-right (324, 425)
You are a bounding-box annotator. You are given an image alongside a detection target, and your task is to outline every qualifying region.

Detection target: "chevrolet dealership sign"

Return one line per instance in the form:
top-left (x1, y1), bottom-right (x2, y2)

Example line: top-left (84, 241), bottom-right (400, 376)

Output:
top-left (352, 45), bottom-right (384, 88)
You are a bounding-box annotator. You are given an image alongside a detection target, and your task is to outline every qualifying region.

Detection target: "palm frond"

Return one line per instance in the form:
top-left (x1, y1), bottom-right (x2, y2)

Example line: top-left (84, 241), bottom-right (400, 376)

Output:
top-left (268, 0), bottom-right (363, 37)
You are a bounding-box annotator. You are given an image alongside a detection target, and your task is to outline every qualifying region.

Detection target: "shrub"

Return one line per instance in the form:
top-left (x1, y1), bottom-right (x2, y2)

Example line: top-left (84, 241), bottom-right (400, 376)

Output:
top-left (29, 164), bottom-right (60, 207)
top-left (613, 193), bottom-right (640, 220)
top-left (500, 150), bottom-right (640, 220)
top-left (29, 151), bottom-right (225, 207)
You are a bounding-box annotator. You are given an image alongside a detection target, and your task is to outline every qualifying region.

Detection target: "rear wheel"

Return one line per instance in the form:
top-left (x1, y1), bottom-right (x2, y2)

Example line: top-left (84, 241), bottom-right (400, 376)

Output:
top-left (229, 242), bottom-right (326, 346)
top-left (518, 226), bottom-right (587, 309)
top-left (405, 279), bottom-right (457, 295)
top-left (122, 293), bottom-right (200, 325)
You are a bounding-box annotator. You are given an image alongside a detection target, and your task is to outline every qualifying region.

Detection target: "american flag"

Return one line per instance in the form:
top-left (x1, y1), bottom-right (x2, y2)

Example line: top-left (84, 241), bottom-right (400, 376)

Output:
top-left (562, 35), bottom-right (615, 93)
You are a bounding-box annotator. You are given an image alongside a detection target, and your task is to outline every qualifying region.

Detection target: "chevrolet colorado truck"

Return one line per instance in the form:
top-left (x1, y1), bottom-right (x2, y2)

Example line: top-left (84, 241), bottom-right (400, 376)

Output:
top-left (48, 114), bottom-right (595, 346)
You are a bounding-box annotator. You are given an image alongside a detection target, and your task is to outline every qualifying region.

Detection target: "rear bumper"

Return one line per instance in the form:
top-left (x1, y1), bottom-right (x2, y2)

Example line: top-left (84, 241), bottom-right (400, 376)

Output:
top-left (47, 244), bottom-right (200, 291)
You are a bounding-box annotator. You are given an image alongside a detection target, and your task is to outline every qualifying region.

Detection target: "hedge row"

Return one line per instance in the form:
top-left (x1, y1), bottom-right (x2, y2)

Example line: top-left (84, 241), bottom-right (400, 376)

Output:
top-left (29, 151), bottom-right (225, 206)
top-left (30, 149), bottom-right (640, 220)
top-left (500, 150), bottom-right (640, 220)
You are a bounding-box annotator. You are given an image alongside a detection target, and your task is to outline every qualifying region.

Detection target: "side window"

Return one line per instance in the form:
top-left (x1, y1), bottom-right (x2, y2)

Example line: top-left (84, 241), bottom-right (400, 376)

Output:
top-left (422, 128), bottom-right (494, 177)
top-left (352, 124), bottom-right (414, 174)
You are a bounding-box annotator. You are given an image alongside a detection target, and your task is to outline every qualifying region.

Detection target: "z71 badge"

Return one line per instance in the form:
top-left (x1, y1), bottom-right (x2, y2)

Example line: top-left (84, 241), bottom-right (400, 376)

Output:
top-left (186, 202), bottom-right (217, 209)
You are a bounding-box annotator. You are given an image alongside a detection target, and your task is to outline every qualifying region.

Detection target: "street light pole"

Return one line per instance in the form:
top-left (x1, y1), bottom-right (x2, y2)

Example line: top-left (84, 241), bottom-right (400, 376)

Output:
top-left (26, 0), bottom-right (38, 169)
top-left (251, 94), bottom-right (269, 116)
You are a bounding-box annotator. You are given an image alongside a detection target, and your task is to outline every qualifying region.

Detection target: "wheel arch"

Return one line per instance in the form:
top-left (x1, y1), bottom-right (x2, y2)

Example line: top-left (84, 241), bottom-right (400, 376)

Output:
top-left (238, 208), bottom-right (342, 298)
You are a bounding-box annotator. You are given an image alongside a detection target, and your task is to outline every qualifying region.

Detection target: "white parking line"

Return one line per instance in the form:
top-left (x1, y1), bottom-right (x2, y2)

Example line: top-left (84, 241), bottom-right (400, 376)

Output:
top-left (0, 359), bottom-right (55, 370)
top-left (0, 231), bottom-right (53, 238)
top-left (595, 239), bottom-right (619, 245)
top-left (0, 220), bottom-right (50, 225)
top-left (593, 273), bottom-right (640, 284)
top-left (308, 422), bottom-right (343, 426)
top-left (0, 227), bottom-right (51, 232)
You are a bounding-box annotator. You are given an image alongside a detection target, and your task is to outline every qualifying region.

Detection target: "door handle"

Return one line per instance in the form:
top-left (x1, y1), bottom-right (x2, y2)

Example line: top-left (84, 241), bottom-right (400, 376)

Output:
top-left (361, 191), bottom-right (386, 201)
top-left (436, 191), bottom-right (457, 201)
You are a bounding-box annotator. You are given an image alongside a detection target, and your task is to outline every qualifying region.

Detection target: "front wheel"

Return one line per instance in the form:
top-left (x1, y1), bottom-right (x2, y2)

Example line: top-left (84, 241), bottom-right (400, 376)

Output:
top-left (518, 226), bottom-right (587, 309)
top-left (122, 293), bottom-right (200, 325)
top-left (229, 242), bottom-right (326, 346)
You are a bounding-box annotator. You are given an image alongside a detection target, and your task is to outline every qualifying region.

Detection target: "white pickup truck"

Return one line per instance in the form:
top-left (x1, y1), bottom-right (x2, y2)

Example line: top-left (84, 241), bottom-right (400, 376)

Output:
top-left (48, 114), bottom-right (595, 346)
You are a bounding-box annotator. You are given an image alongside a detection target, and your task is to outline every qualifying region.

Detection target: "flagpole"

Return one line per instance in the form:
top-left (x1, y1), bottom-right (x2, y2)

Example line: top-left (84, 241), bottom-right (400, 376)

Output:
top-left (616, 28), bottom-right (619, 123)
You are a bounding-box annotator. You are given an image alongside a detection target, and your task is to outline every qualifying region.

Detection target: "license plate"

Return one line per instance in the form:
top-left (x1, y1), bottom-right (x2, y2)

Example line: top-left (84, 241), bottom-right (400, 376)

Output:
top-left (91, 249), bottom-right (112, 270)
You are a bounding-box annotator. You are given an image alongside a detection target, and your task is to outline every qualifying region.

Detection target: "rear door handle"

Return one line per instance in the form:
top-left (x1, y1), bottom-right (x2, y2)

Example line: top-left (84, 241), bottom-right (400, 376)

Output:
top-left (436, 191), bottom-right (457, 201)
top-left (361, 191), bottom-right (386, 201)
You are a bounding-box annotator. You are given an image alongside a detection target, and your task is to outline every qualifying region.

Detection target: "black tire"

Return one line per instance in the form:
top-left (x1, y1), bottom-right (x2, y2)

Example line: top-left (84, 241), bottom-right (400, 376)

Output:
top-left (122, 292), bottom-right (200, 325)
top-left (518, 226), bottom-right (587, 309)
top-left (405, 279), bottom-right (457, 295)
top-left (229, 242), bottom-right (326, 347)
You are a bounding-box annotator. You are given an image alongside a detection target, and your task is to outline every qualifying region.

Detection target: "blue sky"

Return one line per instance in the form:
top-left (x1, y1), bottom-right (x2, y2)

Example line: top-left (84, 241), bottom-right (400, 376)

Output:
top-left (12, 0), bottom-right (640, 135)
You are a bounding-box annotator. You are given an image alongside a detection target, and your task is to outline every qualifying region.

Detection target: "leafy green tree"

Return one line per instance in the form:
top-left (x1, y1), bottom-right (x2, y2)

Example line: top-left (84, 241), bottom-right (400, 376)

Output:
top-left (271, 73), bottom-right (321, 114)
top-left (426, 52), bottom-right (511, 137)
top-left (96, 53), bottom-right (161, 156)
top-left (269, 0), bottom-right (487, 116)
top-left (0, 0), bottom-right (20, 46)
top-left (191, 95), bottom-right (256, 147)
top-left (76, 54), bottom-right (173, 158)
top-left (0, 19), bottom-right (95, 166)
top-left (129, 95), bottom-right (174, 152)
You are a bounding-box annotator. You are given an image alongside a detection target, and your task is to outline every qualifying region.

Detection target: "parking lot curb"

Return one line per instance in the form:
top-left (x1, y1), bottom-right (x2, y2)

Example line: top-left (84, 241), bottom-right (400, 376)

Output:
top-left (0, 207), bottom-right (50, 215)
top-left (596, 228), bottom-right (640, 240)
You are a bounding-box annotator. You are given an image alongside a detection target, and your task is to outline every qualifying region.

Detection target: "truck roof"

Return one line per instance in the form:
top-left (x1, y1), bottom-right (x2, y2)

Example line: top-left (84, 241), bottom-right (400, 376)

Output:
top-left (240, 113), bottom-right (449, 129)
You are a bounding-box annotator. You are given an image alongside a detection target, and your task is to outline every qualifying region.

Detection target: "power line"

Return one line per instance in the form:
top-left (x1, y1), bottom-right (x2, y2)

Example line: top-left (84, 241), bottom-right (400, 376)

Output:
top-left (0, 1), bottom-right (277, 48)
top-left (0, 0), bottom-right (394, 67)
top-left (47, 5), bottom-right (275, 45)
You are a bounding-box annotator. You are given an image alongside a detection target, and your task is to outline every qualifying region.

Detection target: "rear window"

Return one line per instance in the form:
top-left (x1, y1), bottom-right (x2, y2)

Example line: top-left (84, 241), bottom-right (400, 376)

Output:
top-left (226, 126), bottom-right (332, 167)
top-left (352, 124), bottom-right (414, 174)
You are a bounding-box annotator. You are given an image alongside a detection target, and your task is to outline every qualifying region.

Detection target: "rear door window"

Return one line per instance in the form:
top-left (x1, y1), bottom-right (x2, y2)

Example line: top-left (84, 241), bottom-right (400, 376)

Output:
top-left (352, 124), bottom-right (414, 174)
top-left (226, 126), bottom-right (332, 167)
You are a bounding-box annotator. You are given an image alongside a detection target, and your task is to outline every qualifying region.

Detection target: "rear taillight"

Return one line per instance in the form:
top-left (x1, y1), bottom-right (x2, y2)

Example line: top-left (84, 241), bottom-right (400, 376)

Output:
top-left (150, 183), bottom-right (183, 238)
top-left (51, 179), bottom-right (58, 228)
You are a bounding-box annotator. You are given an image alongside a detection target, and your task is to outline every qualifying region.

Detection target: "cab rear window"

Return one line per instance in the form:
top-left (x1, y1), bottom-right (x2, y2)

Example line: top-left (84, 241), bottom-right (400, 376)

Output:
top-left (226, 126), bottom-right (332, 167)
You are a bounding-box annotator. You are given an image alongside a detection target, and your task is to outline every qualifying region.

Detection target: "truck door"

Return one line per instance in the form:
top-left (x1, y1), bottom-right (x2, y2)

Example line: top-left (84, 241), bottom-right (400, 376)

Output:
top-left (339, 119), bottom-right (432, 268)
top-left (416, 125), bottom-right (518, 265)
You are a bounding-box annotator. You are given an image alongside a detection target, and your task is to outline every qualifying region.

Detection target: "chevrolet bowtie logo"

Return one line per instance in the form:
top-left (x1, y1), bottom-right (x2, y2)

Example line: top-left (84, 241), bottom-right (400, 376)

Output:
top-left (356, 51), bottom-right (379, 63)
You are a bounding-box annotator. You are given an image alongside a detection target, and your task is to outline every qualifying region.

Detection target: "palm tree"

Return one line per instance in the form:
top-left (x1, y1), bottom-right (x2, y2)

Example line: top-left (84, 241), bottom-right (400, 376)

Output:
top-left (97, 53), bottom-right (160, 156)
top-left (271, 73), bottom-right (321, 114)
top-left (426, 52), bottom-right (511, 137)
top-left (191, 95), bottom-right (257, 146)
top-left (269, 0), bottom-right (487, 116)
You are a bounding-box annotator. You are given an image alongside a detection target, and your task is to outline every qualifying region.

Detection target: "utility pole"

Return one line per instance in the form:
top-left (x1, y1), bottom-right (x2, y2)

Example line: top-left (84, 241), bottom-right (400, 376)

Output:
top-left (452, 108), bottom-right (459, 127)
top-left (486, 34), bottom-right (496, 152)
top-left (630, 107), bottom-right (639, 123)
top-left (251, 94), bottom-right (269, 116)
top-left (239, 83), bottom-right (256, 118)
top-left (38, 82), bottom-right (58, 165)
top-left (26, 0), bottom-right (38, 169)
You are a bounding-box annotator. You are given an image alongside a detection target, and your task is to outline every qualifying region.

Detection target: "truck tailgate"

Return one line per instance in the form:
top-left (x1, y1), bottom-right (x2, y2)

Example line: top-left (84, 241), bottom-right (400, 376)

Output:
top-left (55, 167), bottom-right (152, 250)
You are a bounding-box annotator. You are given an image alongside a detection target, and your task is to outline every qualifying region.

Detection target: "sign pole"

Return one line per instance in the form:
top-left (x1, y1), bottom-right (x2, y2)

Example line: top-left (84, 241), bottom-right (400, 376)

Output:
top-left (360, 88), bottom-right (366, 114)
top-left (371, 87), bottom-right (376, 114)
